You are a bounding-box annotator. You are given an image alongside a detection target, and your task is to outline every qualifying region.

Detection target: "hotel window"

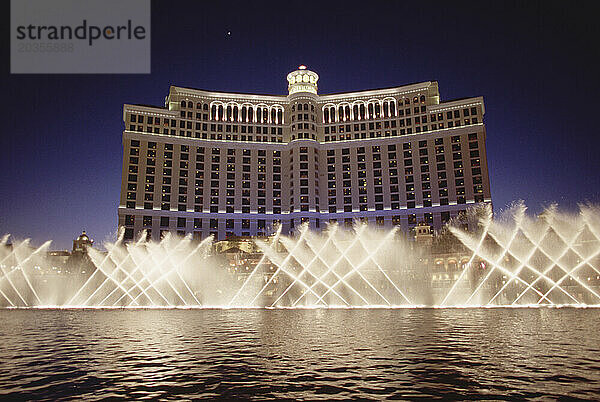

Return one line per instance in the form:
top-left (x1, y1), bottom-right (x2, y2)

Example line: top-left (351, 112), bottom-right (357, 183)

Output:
top-left (124, 215), bottom-right (135, 226)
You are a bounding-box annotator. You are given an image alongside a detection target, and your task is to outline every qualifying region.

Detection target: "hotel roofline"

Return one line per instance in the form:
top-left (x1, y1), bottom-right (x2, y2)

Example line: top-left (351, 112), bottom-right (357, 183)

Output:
top-left (165, 81), bottom-right (438, 101)
top-left (123, 95), bottom-right (484, 120)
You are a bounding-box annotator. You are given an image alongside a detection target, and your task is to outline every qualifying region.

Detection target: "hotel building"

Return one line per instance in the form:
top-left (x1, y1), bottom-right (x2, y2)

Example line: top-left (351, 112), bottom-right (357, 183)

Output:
top-left (118, 66), bottom-right (491, 241)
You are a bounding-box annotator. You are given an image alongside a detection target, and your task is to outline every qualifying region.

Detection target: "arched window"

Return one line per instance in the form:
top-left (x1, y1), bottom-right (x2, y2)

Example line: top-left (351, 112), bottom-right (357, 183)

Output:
top-left (413, 96), bottom-right (418, 104)
top-left (262, 107), bottom-right (269, 123)
top-left (367, 103), bottom-right (374, 119)
top-left (211, 104), bottom-right (217, 120)
top-left (241, 107), bottom-right (247, 122)
top-left (277, 109), bottom-right (283, 124)
top-left (360, 104), bottom-right (366, 120)
top-left (196, 102), bottom-right (202, 109)
top-left (181, 100), bottom-right (186, 107)
top-left (383, 102), bottom-right (389, 118)
top-left (375, 102), bottom-right (381, 118)
top-left (271, 108), bottom-right (277, 124)
top-left (420, 95), bottom-right (426, 103)
top-left (187, 101), bottom-right (193, 108)
top-left (226, 105), bottom-right (232, 121)
top-left (344, 105), bottom-right (350, 121)
top-left (404, 98), bottom-right (410, 105)
top-left (233, 106), bottom-right (239, 121)
top-left (257, 107), bottom-right (262, 123)
top-left (324, 108), bottom-right (330, 123)
top-left (338, 105), bottom-right (344, 122)
top-left (218, 105), bottom-right (224, 121)
top-left (353, 105), bottom-right (359, 120)
top-left (248, 107), bottom-right (254, 122)
top-left (390, 101), bottom-right (396, 117)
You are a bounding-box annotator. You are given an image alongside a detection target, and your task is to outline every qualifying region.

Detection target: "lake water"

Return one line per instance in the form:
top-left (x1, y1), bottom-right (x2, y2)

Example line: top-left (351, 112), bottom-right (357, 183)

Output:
top-left (0, 308), bottom-right (599, 400)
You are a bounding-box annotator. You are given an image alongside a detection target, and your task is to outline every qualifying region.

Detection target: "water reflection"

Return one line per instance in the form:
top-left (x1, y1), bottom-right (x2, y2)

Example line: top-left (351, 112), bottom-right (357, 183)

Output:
top-left (0, 309), bottom-right (599, 399)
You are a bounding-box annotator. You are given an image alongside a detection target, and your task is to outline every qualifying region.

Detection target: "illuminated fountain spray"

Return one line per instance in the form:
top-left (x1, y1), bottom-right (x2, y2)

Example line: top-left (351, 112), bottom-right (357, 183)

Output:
top-left (1, 203), bottom-right (600, 308)
top-left (0, 235), bottom-right (49, 307)
top-left (443, 202), bottom-right (600, 306)
top-left (68, 229), bottom-right (214, 307)
top-left (229, 203), bottom-right (600, 307)
top-left (229, 223), bottom-right (417, 307)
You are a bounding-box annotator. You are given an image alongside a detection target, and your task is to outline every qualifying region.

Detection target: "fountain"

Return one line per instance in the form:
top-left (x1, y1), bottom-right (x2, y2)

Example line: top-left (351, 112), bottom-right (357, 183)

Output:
top-left (1, 203), bottom-right (599, 308)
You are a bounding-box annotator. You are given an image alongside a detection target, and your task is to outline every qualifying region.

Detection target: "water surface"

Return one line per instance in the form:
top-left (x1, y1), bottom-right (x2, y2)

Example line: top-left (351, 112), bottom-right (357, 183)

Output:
top-left (0, 308), bottom-right (599, 400)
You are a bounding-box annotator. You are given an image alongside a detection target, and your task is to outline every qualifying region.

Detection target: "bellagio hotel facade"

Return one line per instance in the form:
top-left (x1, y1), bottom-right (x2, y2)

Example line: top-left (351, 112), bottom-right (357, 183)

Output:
top-left (118, 66), bottom-right (491, 241)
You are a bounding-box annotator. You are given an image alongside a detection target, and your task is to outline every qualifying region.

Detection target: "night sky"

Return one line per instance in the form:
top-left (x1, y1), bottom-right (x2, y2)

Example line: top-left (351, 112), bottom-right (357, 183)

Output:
top-left (1, 1), bottom-right (599, 250)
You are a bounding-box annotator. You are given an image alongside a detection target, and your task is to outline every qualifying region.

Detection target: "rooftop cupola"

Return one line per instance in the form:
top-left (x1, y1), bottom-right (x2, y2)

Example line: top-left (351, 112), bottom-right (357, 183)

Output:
top-left (286, 65), bottom-right (319, 95)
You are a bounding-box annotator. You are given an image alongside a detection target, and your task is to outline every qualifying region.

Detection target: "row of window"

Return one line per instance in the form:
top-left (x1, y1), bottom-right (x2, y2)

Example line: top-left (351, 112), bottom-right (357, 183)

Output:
top-left (322, 95), bottom-right (430, 123)
top-left (130, 142), bottom-right (282, 157)
top-left (122, 208), bottom-right (469, 240)
top-left (323, 118), bottom-right (479, 142)
top-left (177, 100), bottom-right (285, 125)
top-left (322, 101), bottom-right (478, 124)
top-left (124, 210), bottom-right (462, 230)
top-left (131, 114), bottom-right (285, 135)
top-left (128, 105), bottom-right (478, 139)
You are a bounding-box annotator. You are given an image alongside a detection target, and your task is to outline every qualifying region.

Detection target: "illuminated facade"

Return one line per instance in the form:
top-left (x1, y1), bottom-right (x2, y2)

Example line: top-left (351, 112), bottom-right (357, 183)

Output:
top-left (118, 66), bottom-right (491, 241)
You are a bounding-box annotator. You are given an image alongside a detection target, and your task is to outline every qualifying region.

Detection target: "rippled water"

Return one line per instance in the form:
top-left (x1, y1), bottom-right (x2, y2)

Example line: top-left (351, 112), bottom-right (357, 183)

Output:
top-left (0, 308), bottom-right (599, 400)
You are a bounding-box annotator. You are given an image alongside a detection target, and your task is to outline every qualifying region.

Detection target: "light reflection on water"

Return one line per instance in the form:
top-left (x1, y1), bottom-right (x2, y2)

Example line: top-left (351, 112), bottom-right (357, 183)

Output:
top-left (0, 308), bottom-right (599, 400)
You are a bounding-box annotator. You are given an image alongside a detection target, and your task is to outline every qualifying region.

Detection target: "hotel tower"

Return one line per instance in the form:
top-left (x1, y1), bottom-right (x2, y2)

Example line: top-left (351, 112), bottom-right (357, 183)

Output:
top-left (118, 66), bottom-right (491, 241)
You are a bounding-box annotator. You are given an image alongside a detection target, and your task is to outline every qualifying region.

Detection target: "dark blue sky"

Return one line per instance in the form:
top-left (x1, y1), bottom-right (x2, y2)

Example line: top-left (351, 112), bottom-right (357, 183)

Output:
top-left (1, 1), bottom-right (599, 249)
